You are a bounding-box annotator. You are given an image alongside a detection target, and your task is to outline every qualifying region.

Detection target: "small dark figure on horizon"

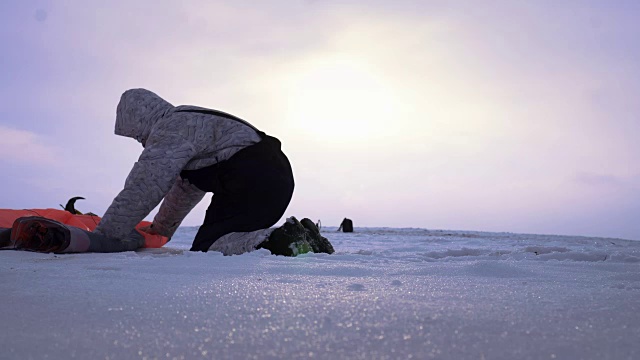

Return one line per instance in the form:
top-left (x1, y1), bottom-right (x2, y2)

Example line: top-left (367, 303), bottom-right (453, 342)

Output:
top-left (338, 218), bottom-right (354, 233)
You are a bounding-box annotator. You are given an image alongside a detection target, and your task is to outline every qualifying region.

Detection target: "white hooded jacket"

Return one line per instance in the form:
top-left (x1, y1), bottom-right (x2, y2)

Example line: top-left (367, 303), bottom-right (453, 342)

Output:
top-left (94, 89), bottom-right (265, 250)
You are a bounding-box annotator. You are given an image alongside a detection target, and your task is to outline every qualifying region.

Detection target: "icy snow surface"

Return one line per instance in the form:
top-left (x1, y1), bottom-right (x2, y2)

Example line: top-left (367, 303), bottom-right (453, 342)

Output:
top-left (2, 227), bottom-right (639, 359)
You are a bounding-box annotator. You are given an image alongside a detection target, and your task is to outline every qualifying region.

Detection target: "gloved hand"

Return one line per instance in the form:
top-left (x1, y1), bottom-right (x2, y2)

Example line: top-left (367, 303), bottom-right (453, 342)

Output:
top-left (138, 224), bottom-right (160, 235)
top-left (138, 223), bottom-right (171, 242)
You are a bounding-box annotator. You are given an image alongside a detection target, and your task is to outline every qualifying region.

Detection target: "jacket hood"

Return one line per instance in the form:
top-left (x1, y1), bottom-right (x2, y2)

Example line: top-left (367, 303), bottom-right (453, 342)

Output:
top-left (115, 89), bottom-right (174, 145)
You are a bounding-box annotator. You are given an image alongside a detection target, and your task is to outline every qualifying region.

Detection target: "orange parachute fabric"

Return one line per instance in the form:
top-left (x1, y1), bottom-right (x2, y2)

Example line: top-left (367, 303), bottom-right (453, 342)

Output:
top-left (0, 208), bottom-right (168, 248)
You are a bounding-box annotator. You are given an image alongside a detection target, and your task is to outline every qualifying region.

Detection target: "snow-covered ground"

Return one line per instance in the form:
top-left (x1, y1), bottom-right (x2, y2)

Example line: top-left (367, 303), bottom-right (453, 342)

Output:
top-left (2, 227), bottom-right (639, 359)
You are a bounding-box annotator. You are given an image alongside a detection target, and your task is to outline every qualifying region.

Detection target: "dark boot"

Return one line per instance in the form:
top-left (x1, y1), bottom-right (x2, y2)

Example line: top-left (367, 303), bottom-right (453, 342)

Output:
top-left (300, 218), bottom-right (335, 254)
top-left (8, 217), bottom-right (144, 253)
top-left (258, 217), bottom-right (312, 256)
top-left (11, 217), bottom-right (71, 253)
top-left (0, 228), bottom-right (11, 249)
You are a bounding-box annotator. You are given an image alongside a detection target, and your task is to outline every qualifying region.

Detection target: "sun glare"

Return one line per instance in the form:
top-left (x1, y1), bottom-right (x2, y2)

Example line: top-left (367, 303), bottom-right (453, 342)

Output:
top-left (282, 57), bottom-right (397, 143)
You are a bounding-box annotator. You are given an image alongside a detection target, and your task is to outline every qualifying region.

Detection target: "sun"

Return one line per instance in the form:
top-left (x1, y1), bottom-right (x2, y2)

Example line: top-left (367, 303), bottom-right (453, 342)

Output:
top-left (281, 56), bottom-right (397, 143)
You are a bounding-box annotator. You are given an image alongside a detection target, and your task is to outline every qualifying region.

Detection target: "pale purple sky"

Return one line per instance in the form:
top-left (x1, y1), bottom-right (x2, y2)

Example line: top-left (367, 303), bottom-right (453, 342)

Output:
top-left (1, 1), bottom-right (639, 239)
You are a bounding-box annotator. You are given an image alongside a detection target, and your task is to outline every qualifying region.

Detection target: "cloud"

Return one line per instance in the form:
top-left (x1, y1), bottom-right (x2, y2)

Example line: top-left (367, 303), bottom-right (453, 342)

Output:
top-left (0, 125), bottom-right (60, 165)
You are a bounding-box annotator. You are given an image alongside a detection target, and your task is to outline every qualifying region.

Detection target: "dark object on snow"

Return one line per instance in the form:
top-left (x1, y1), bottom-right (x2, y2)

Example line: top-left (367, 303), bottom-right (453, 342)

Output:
top-left (338, 218), bottom-right (354, 233)
top-left (60, 196), bottom-right (85, 215)
top-left (258, 217), bottom-right (312, 256)
top-left (300, 218), bottom-right (334, 254)
top-left (258, 216), bottom-right (335, 256)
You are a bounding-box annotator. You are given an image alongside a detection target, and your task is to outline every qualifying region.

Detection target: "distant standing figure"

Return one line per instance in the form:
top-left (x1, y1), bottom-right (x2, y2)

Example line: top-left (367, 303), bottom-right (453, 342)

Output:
top-left (338, 218), bottom-right (353, 233)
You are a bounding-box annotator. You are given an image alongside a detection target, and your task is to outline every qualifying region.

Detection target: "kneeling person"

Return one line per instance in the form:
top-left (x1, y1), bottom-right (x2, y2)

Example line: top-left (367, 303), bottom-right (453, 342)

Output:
top-left (94, 88), bottom-right (333, 255)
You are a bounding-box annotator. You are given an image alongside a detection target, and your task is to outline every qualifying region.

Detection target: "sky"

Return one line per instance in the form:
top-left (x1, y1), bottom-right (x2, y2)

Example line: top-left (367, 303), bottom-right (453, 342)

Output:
top-left (1, 0), bottom-right (639, 240)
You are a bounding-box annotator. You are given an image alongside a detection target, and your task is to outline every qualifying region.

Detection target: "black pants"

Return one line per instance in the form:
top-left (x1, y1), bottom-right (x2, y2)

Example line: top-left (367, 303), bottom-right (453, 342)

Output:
top-left (181, 134), bottom-right (294, 251)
